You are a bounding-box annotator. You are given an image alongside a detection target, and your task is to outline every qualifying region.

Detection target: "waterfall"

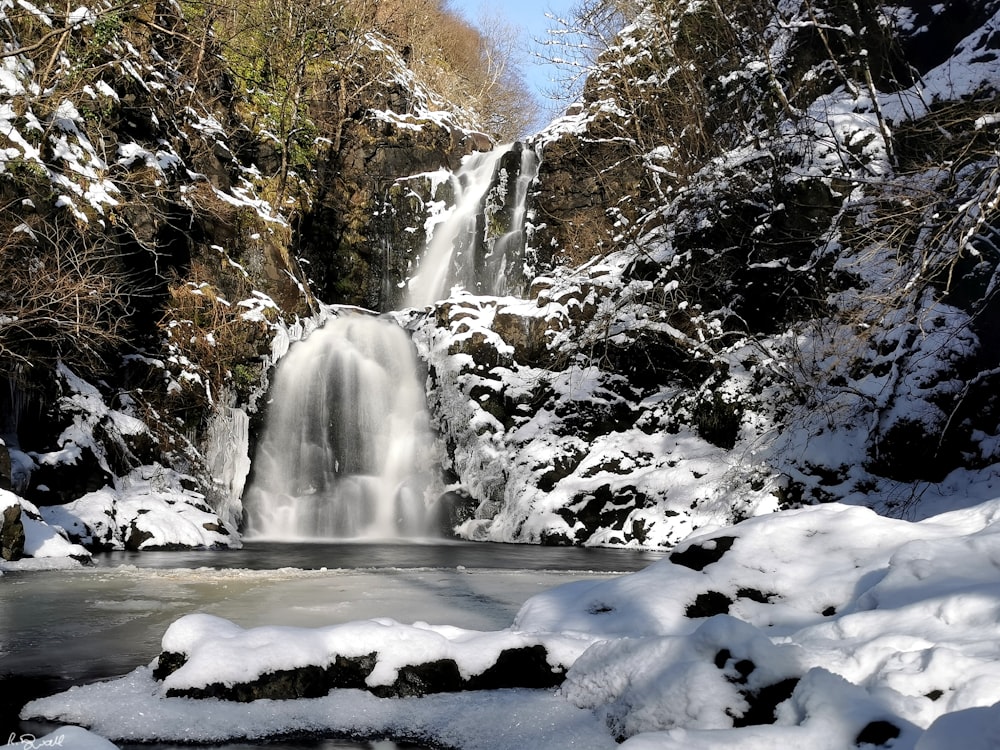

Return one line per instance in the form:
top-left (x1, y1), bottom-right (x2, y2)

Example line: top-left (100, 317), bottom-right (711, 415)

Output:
top-left (406, 141), bottom-right (538, 307)
top-left (240, 140), bottom-right (537, 540)
top-left (241, 312), bottom-right (440, 540)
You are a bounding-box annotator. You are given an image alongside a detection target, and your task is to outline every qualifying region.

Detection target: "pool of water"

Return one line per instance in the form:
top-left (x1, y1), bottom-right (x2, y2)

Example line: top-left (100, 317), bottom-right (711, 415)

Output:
top-left (2, 541), bottom-right (665, 747)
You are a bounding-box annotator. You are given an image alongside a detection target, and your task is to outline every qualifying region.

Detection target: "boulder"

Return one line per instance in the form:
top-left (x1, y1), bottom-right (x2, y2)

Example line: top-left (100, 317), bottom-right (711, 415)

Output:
top-left (1, 500), bottom-right (24, 561)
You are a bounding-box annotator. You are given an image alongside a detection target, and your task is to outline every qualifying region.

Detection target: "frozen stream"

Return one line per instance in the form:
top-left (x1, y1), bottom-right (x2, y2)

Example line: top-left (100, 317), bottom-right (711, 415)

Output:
top-left (1, 541), bottom-right (664, 746)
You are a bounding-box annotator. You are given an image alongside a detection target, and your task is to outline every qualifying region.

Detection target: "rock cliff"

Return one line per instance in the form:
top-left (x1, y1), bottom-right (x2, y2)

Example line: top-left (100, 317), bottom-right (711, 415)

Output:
top-left (403, 0), bottom-right (1000, 546)
top-left (0, 0), bottom-right (495, 555)
top-left (5, 0), bottom-right (1000, 554)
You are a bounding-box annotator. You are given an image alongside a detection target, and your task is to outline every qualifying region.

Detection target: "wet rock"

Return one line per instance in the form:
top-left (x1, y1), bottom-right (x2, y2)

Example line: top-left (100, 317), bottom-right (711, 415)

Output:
top-left (536, 446), bottom-right (586, 492)
top-left (160, 644), bottom-right (565, 701)
top-left (298, 107), bottom-right (482, 310)
top-left (436, 488), bottom-right (478, 534)
top-left (153, 651), bottom-right (187, 680)
top-left (736, 587), bottom-right (775, 604)
top-left (167, 654), bottom-right (379, 701)
top-left (464, 645), bottom-right (565, 691)
top-left (685, 591), bottom-right (734, 618)
top-left (25, 444), bottom-right (114, 506)
top-left (0, 501), bottom-right (24, 561)
top-left (735, 677), bottom-right (800, 727)
top-left (669, 535), bottom-right (737, 571)
top-left (714, 650), bottom-right (800, 727)
top-left (123, 519), bottom-right (154, 551)
top-left (557, 484), bottom-right (655, 545)
top-left (855, 720), bottom-right (901, 746)
top-left (372, 659), bottom-right (463, 698)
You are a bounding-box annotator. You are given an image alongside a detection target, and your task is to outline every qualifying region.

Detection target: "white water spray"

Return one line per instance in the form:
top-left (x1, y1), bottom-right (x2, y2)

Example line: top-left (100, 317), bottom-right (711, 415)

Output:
top-left (241, 142), bottom-right (537, 540)
top-left (242, 313), bottom-right (440, 539)
top-left (407, 142), bottom-right (538, 307)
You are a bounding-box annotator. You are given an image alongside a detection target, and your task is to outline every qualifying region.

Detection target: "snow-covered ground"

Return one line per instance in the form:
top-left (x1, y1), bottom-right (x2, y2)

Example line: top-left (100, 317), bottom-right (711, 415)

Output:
top-left (21, 496), bottom-right (1000, 749)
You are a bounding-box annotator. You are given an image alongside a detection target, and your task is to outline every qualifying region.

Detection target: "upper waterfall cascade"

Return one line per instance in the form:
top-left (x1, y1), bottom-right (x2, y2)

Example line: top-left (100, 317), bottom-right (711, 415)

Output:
top-left (241, 142), bottom-right (536, 539)
top-left (406, 142), bottom-right (538, 307)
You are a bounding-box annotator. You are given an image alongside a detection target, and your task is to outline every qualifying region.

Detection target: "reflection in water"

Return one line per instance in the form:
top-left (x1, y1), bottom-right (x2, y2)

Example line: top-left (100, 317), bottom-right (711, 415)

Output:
top-left (98, 539), bottom-right (665, 572)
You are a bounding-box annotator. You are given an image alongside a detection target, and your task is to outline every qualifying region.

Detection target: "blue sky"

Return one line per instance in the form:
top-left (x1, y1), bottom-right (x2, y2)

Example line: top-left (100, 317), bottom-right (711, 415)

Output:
top-left (449, 0), bottom-right (578, 112)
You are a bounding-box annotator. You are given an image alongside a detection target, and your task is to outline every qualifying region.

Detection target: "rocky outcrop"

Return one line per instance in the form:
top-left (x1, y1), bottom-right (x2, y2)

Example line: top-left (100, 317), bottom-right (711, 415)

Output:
top-left (406, 278), bottom-right (776, 548)
top-left (529, 126), bottom-right (644, 270)
top-left (295, 39), bottom-right (494, 312)
top-left (152, 611), bottom-right (571, 702)
top-left (155, 643), bottom-right (563, 701)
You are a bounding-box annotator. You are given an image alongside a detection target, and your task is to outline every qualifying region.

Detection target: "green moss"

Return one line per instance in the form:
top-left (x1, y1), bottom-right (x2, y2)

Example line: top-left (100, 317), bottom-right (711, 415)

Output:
top-left (230, 363), bottom-right (262, 402)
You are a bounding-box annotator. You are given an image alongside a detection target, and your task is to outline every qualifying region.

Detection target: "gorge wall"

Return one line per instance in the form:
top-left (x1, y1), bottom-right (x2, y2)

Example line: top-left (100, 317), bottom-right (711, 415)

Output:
top-left (5, 0), bottom-right (1000, 556)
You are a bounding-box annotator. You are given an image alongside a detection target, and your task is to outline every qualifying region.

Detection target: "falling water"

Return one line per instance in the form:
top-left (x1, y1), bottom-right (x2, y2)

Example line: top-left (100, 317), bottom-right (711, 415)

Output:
top-left (406, 141), bottom-right (538, 307)
top-left (241, 313), bottom-right (440, 539)
top-left (241, 141), bottom-right (537, 540)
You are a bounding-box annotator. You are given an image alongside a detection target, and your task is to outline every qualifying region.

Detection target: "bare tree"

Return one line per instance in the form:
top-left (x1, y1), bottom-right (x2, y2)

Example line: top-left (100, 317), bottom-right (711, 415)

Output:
top-left (0, 206), bottom-right (139, 374)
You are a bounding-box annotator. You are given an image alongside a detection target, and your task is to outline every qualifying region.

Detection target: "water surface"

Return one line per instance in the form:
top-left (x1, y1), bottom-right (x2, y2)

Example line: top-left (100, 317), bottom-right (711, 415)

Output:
top-left (2, 541), bottom-right (664, 747)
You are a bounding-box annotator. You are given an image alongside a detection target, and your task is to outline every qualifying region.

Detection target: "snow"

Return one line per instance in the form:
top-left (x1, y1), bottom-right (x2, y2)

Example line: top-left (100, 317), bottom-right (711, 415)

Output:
top-left (0, 490), bottom-right (90, 562)
top-left (157, 613), bottom-right (588, 692)
top-left (20, 509), bottom-right (92, 560)
top-left (0, 465), bottom-right (239, 571)
top-left (21, 497), bottom-right (1000, 748)
top-left (25, 667), bottom-right (615, 749)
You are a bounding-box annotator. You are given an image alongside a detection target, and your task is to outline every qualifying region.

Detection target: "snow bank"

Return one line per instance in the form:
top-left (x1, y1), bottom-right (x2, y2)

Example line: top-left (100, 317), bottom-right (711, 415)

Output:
top-left (156, 613), bottom-right (590, 693)
top-left (0, 489), bottom-right (92, 570)
top-left (36, 466), bottom-right (240, 552)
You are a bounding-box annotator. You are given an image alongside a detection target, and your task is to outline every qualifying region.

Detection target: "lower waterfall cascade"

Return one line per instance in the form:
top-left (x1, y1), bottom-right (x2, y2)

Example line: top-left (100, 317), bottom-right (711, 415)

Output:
top-left (241, 313), bottom-right (442, 539)
top-left (241, 141), bottom-right (537, 539)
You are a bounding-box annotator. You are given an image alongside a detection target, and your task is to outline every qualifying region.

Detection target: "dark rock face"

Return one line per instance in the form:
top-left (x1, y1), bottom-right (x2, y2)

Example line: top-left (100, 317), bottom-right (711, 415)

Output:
top-left (165, 654), bottom-right (379, 702)
top-left (530, 133), bottom-right (643, 269)
top-left (855, 720), bottom-right (901, 746)
top-left (463, 645), bottom-right (564, 691)
top-left (0, 502), bottom-right (24, 561)
top-left (24, 446), bottom-right (113, 507)
top-left (298, 113), bottom-right (491, 311)
top-left (556, 485), bottom-right (657, 545)
top-left (123, 521), bottom-right (155, 552)
top-left (713, 650), bottom-right (800, 728)
top-left (0, 442), bottom-right (10, 491)
top-left (156, 644), bottom-right (564, 702)
top-left (685, 591), bottom-right (734, 618)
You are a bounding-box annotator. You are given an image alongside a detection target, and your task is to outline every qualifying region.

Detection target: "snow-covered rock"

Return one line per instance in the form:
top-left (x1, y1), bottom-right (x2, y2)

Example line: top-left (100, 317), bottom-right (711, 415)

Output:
top-left (38, 466), bottom-right (239, 552)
